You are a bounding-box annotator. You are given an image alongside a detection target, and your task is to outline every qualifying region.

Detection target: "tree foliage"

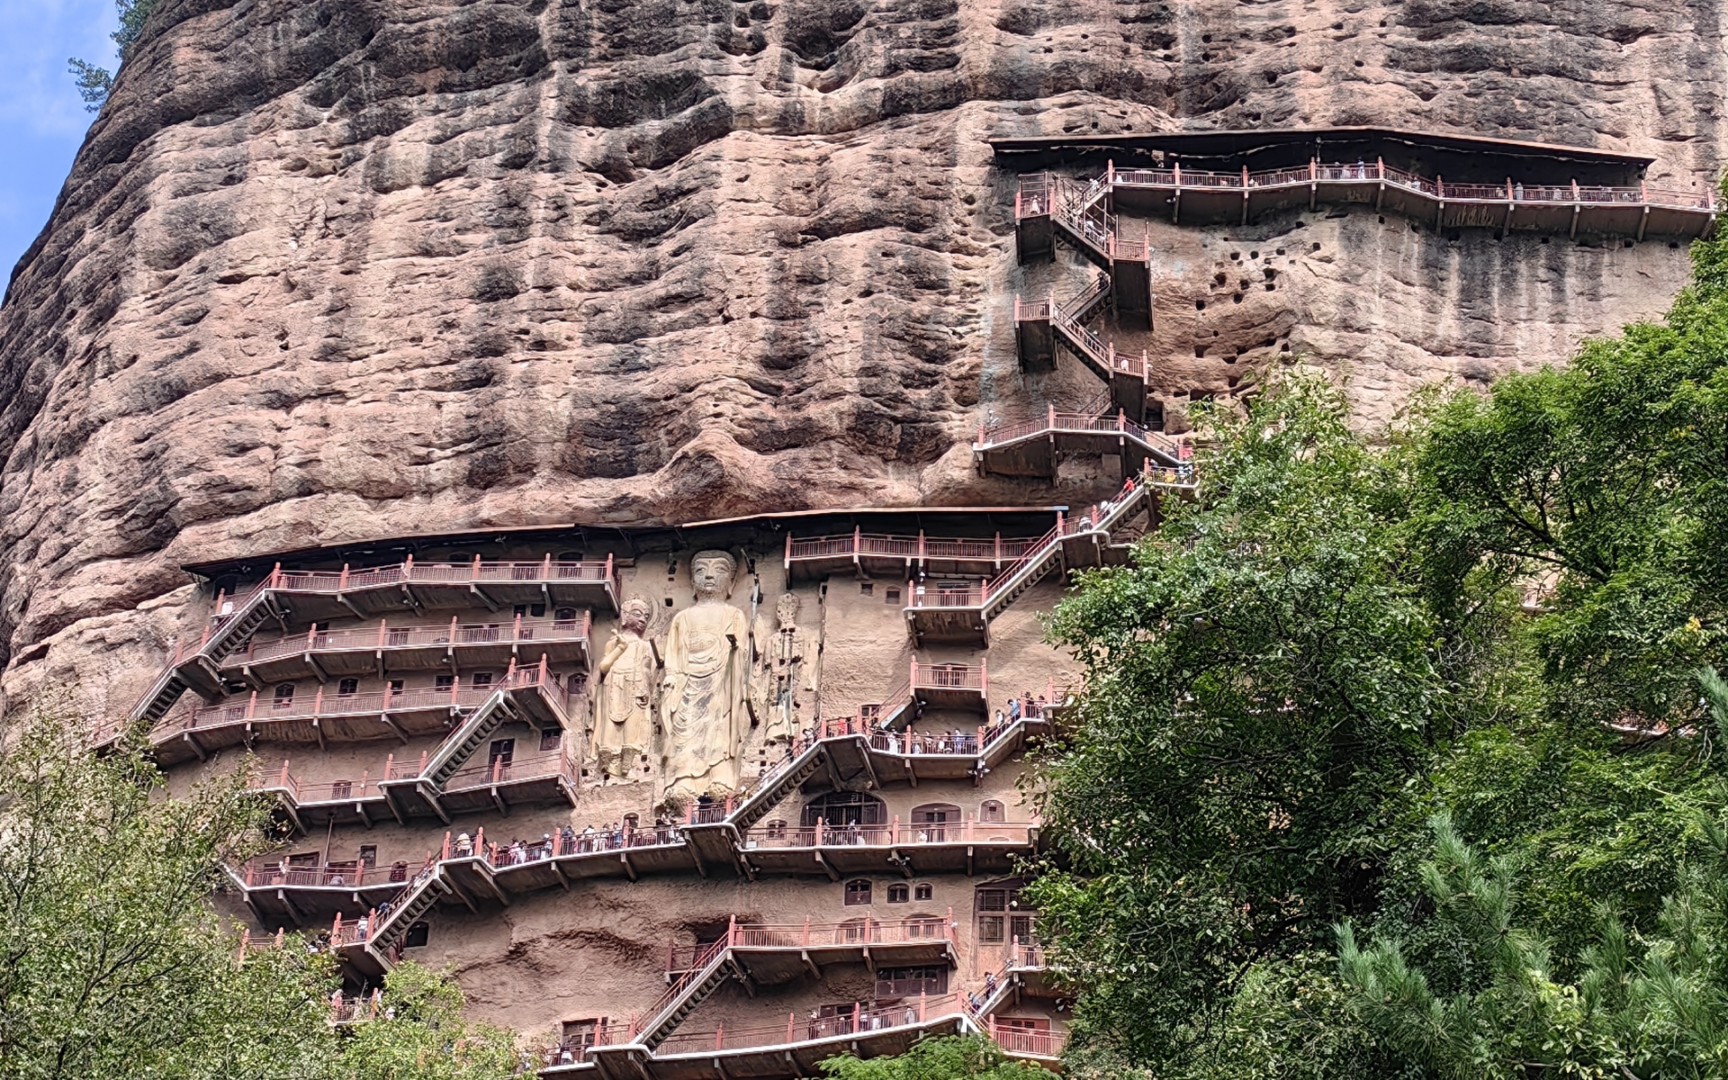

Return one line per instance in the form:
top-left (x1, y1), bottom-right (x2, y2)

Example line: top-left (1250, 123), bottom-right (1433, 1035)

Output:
top-left (68, 0), bottom-right (161, 111)
top-left (1031, 180), bottom-right (1728, 1078)
top-left (0, 701), bottom-right (516, 1080)
top-left (1026, 375), bottom-right (1453, 1071)
top-left (0, 699), bottom-right (334, 1080)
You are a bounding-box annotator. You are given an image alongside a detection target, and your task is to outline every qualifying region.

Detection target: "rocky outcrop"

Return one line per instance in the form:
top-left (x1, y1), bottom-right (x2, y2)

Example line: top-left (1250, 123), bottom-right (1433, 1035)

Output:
top-left (0, 0), bottom-right (1722, 702)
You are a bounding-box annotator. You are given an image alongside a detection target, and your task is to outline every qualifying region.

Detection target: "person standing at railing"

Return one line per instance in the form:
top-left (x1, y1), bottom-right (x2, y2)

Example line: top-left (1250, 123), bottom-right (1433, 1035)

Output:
top-left (456, 831), bottom-right (473, 857)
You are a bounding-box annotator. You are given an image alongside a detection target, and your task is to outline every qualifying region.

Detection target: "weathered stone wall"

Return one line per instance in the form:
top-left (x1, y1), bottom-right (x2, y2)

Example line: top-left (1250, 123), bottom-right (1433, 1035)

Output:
top-left (1, 0), bottom-right (1722, 699)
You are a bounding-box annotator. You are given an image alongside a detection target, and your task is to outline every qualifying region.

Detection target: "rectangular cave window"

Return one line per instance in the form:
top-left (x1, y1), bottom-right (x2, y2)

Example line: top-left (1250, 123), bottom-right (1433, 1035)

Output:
top-left (978, 916), bottom-right (1005, 944)
top-left (976, 889), bottom-right (1009, 912)
top-left (386, 626), bottom-right (410, 646)
top-left (489, 739), bottom-right (515, 766)
top-left (387, 678), bottom-right (405, 694)
top-left (885, 587), bottom-right (901, 604)
top-left (337, 677), bottom-right (359, 697)
top-left (404, 921), bottom-right (430, 948)
top-left (810, 1004), bottom-right (855, 1039)
top-left (272, 684), bottom-right (295, 708)
top-left (859, 582), bottom-right (875, 596)
top-left (470, 671), bottom-right (494, 690)
top-left (329, 780), bottom-right (352, 800)
top-left (844, 879), bottom-right (872, 905)
top-left (357, 845), bottom-right (377, 869)
top-left (914, 883), bottom-right (933, 902)
top-left (539, 730), bottom-right (562, 752)
top-left (560, 1018), bottom-right (607, 1053)
top-left (887, 884), bottom-right (909, 904)
top-left (434, 674), bottom-right (455, 693)
top-left (860, 704), bottom-right (881, 722)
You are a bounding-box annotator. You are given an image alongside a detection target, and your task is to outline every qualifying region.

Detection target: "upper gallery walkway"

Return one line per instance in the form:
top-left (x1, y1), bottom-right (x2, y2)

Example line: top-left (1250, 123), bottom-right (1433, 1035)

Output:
top-left (119, 554), bottom-right (620, 729)
top-left (993, 126), bottom-right (1716, 242)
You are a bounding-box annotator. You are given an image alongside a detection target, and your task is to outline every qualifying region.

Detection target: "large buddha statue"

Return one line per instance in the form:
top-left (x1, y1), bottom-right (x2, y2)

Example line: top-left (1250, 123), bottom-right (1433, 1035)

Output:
top-left (659, 550), bottom-right (752, 802)
top-left (593, 595), bottom-right (657, 781)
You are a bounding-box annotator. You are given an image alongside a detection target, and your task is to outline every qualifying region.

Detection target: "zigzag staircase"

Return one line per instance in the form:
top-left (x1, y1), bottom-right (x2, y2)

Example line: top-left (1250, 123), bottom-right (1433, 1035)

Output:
top-left (624, 937), bottom-right (740, 1051)
top-left (978, 481), bottom-right (1152, 624)
top-left (130, 585), bottom-right (282, 726)
top-left (380, 690), bottom-right (518, 820)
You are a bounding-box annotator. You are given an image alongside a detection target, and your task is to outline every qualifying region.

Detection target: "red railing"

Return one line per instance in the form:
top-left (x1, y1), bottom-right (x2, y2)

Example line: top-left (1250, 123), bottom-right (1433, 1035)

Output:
top-left (987, 1020), bottom-right (1067, 1058)
top-left (270, 554), bottom-right (616, 595)
top-left (443, 748), bottom-right (576, 794)
top-left (242, 861), bottom-right (398, 889)
top-left (746, 819), bottom-right (1038, 849)
top-left (254, 760), bottom-right (385, 804)
top-left (539, 1023), bottom-right (634, 1068)
top-left (228, 612), bottom-right (591, 667)
top-left (911, 660), bottom-right (986, 692)
top-left (330, 992), bottom-right (383, 1024)
top-left (155, 659), bottom-right (571, 743)
top-left (1015, 172), bottom-right (1053, 220)
top-left (666, 913), bottom-right (957, 975)
top-left (652, 993), bottom-right (968, 1056)
top-left (785, 531), bottom-right (1042, 567)
top-left (1105, 159), bottom-right (1715, 213)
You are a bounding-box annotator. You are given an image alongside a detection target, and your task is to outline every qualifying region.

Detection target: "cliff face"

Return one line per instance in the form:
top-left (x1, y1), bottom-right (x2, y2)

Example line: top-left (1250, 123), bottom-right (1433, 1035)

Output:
top-left (0, 0), bottom-right (1722, 704)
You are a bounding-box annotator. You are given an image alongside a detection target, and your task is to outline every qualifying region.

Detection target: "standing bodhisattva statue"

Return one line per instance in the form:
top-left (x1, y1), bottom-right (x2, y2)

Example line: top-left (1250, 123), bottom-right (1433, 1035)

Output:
top-left (594, 595), bottom-right (657, 780)
top-left (660, 550), bottom-right (752, 801)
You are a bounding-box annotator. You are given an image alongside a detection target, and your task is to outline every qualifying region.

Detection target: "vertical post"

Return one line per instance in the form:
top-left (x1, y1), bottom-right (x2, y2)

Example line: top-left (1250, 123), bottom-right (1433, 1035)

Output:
top-left (714, 1024), bottom-right (723, 1052)
top-left (339, 563), bottom-right (350, 591)
top-left (815, 819), bottom-right (825, 847)
top-left (966, 813), bottom-right (975, 842)
top-left (784, 532), bottom-right (792, 570)
top-left (994, 532), bottom-right (1002, 565)
top-left (787, 1012), bottom-right (796, 1044)
top-left (919, 990), bottom-right (928, 1022)
top-left (401, 554), bottom-right (413, 580)
top-left (851, 1002), bottom-right (861, 1034)
top-left (471, 553), bottom-right (482, 580)
top-left (892, 815), bottom-right (900, 844)
top-left (312, 686), bottom-right (323, 717)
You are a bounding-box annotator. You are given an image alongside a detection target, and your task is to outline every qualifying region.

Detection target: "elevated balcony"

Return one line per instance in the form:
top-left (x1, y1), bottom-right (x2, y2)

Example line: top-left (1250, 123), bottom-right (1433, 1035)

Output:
top-left (223, 612), bottom-right (593, 686)
top-left (973, 406), bottom-right (1187, 482)
top-left (151, 661), bottom-right (575, 766)
top-left (664, 914), bottom-right (958, 986)
top-left (740, 817), bottom-right (1040, 878)
top-left (1109, 158), bottom-right (1716, 240)
top-left (261, 554), bottom-right (620, 621)
top-left (125, 556), bottom-right (618, 732)
top-left (784, 530), bottom-right (1042, 582)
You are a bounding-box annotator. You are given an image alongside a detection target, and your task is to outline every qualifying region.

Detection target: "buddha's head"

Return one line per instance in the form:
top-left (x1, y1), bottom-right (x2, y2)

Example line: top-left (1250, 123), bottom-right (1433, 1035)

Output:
top-left (689, 550), bottom-right (736, 601)
top-left (620, 596), bottom-right (652, 634)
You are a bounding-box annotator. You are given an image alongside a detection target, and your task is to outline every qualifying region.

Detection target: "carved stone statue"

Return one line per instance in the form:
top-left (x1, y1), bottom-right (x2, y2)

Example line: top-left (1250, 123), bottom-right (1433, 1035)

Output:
top-left (594, 595), bottom-right (658, 780)
top-left (753, 591), bottom-right (812, 745)
top-left (660, 550), bottom-right (752, 802)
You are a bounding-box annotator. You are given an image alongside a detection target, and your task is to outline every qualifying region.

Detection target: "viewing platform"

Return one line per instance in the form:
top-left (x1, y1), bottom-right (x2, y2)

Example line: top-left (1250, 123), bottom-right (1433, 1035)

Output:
top-left (784, 530), bottom-right (1042, 582)
top-left (1109, 159), bottom-right (1715, 239)
top-left (973, 407), bottom-right (1187, 481)
top-left (150, 662), bottom-right (574, 766)
top-left (221, 612), bottom-right (593, 686)
top-left (992, 127), bottom-right (1716, 242)
top-left (124, 555), bottom-right (618, 729)
top-left (741, 818), bottom-right (1040, 878)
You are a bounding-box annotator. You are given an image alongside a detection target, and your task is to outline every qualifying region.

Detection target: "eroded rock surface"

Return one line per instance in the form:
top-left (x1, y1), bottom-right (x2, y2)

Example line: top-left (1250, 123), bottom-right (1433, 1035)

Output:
top-left (0, 0), bottom-right (1722, 701)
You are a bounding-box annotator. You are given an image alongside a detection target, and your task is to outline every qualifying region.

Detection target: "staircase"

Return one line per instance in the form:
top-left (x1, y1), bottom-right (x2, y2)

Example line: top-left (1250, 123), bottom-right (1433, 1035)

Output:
top-left (976, 480), bottom-right (1154, 624)
top-left (130, 585), bottom-right (280, 724)
top-left (728, 744), bottom-right (827, 832)
top-left (368, 868), bottom-right (449, 957)
top-left (422, 692), bottom-right (517, 789)
top-left (634, 939), bottom-right (738, 1050)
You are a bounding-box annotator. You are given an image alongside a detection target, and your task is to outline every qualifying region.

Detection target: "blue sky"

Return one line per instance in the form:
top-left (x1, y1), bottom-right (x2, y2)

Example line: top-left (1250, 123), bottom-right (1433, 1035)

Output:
top-left (0, 0), bottom-right (117, 284)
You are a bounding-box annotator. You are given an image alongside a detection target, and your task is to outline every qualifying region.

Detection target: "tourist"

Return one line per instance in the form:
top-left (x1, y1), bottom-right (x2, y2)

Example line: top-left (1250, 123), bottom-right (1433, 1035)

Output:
top-left (389, 860), bottom-right (407, 883)
top-left (1008, 697), bottom-right (1021, 722)
top-left (455, 831), bottom-right (473, 857)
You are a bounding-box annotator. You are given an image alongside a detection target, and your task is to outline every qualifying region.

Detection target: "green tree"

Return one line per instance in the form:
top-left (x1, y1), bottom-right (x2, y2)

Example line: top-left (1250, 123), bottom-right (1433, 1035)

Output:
top-left (819, 1035), bottom-right (1049, 1079)
top-left (0, 700), bottom-right (337, 1080)
top-left (334, 962), bottom-right (520, 1080)
top-left (68, 0), bottom-right (161, 111)
top-left (1026, 375), bottom-right (1454, 1071)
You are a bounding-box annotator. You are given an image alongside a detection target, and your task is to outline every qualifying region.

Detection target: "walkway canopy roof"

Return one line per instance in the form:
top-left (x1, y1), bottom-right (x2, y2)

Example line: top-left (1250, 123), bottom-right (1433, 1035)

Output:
top-left (989, 127), bottom-right (1656, 186)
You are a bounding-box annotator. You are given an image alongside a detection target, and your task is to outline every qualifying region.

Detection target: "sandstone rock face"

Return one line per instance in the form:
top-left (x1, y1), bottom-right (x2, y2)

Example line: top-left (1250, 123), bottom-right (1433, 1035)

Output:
top-left (0, 0), bottom-right (1722, 702)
